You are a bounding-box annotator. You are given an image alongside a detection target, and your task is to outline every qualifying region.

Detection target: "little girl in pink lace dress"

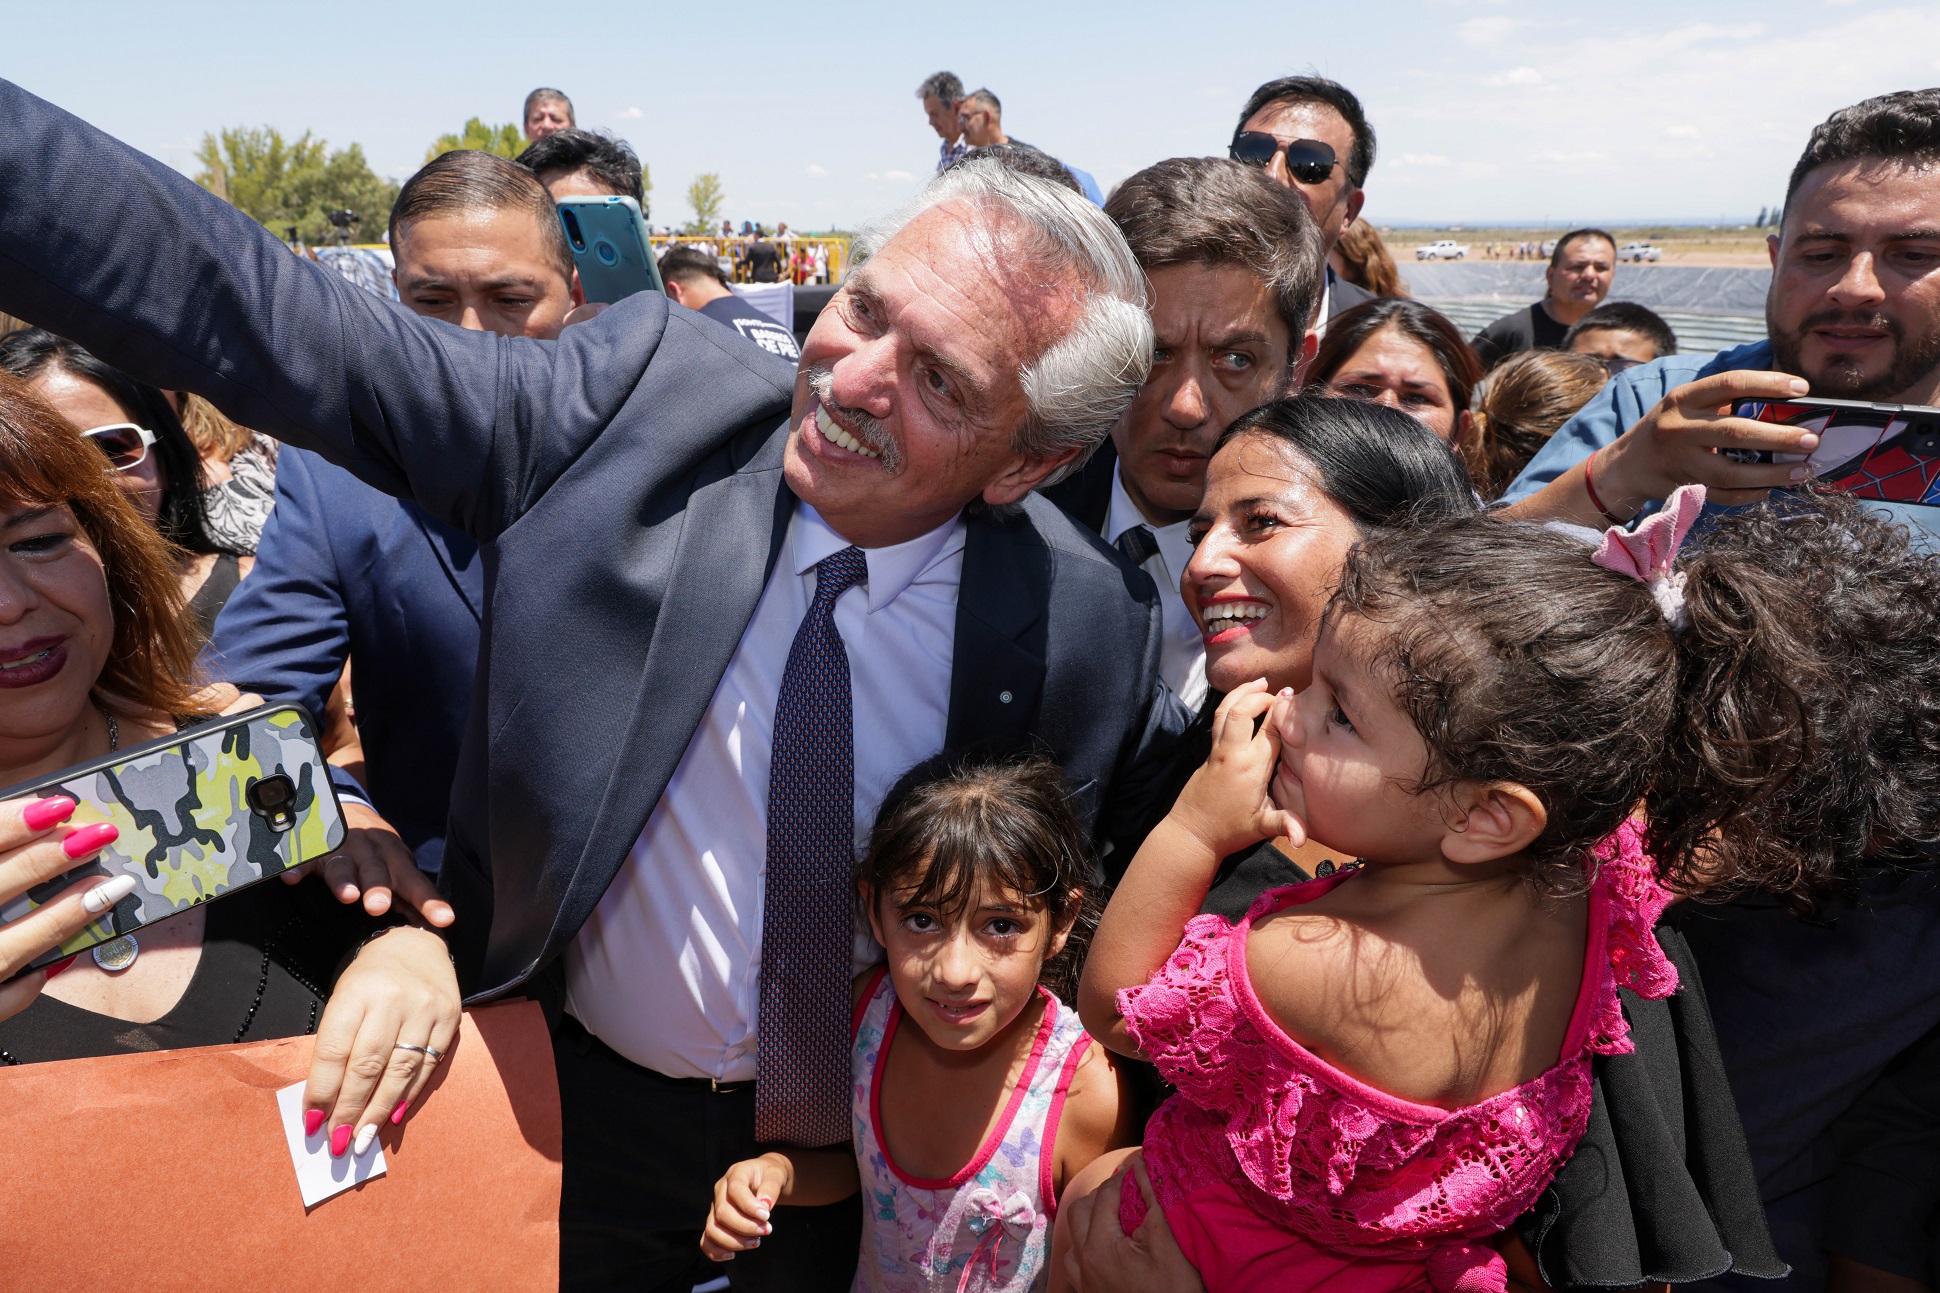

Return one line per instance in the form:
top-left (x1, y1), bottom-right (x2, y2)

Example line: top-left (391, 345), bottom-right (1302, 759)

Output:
top-left (1064, 488), bottom-right (1829, 1293)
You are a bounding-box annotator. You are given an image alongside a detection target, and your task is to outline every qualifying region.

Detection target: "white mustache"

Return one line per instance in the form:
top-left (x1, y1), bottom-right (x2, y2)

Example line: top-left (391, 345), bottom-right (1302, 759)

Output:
top-left (805, 365), bottom-right (902, 471)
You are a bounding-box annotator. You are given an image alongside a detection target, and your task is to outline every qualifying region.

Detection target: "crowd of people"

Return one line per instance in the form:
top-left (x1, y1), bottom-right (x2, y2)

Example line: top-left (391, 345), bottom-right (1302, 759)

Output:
top-left (0, 63), bottom-right (1936, 1293)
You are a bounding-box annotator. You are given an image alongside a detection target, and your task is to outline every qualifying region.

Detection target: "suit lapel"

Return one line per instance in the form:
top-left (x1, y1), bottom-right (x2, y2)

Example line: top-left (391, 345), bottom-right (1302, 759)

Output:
top-left (566, 429), bottom-right (793, 915)
top-left (945, 506), bottom-right (1047, 752)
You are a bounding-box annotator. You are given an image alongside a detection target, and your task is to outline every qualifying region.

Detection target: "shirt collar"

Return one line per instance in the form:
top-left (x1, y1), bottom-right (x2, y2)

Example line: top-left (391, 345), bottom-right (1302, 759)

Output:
top-left (1106, 467), bottom-right (1195, 572)
top-left (791, 503), bottom-right (967, 613)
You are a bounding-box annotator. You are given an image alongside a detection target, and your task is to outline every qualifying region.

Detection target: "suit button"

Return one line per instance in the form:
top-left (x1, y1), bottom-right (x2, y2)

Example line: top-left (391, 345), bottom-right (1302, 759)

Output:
top-left (999, 691), bottom-right (1013, 704)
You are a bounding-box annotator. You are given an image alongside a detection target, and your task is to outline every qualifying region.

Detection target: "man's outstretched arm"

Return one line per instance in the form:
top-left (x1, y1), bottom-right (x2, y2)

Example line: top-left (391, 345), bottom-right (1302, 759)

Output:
top-left (0, 79), bottom-right (659, 541)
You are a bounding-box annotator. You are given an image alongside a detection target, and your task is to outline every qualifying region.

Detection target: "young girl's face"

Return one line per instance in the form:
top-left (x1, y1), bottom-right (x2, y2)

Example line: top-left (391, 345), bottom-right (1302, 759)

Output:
top-left (1270, 614), bottom-right (1452, 865)
top-left (866, 867), bottom-right (1070, 1053)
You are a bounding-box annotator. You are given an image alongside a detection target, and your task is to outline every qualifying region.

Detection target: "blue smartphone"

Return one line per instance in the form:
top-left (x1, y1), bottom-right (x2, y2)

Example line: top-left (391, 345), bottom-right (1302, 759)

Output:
top-left (556, 196), bottom-right (664, 303)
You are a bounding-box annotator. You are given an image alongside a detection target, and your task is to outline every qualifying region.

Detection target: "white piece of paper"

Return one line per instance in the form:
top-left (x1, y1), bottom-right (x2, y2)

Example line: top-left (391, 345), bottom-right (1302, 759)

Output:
top-left (276, 1079), bottom-right (386, 1207)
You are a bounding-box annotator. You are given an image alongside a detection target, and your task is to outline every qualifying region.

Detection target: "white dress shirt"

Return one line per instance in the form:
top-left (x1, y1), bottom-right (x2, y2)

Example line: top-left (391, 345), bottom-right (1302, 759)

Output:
top-left (1106, 468), bottom-right (1207, 711)
top-left (564, 503), bottom-right (965, 1080)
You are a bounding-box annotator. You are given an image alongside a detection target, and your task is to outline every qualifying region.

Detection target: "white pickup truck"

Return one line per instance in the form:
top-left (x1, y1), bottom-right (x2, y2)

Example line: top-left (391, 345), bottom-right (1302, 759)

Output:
top-left (1414, 239), bottom-right (1469, 260)
top-left (1617, 241), bottom-right (1663, 262)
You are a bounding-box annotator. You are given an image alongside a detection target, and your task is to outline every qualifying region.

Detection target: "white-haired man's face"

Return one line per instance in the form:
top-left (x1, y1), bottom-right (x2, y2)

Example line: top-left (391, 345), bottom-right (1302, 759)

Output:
top-left (785, 201), bottom-right (1085, 548)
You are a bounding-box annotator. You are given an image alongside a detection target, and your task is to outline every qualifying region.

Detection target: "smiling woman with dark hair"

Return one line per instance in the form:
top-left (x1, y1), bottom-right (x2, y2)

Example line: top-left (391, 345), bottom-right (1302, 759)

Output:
top-left (0, 328), bottom-right (243, 645)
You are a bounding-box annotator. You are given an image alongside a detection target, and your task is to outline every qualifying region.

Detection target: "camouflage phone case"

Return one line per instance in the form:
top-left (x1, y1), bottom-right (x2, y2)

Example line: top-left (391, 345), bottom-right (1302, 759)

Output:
top-left (0, 705), bottom-right (346, 968)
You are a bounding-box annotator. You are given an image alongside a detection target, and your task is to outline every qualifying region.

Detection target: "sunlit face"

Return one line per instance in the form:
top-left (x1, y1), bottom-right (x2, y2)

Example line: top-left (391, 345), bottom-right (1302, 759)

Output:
top-left (1239, 98), bottom-right (1363, 252)
top-left (1767, 160), bottom-right (1940, 402)
top-left (539, 168), bottom-right (624, 202)
top-left (1323, 324), bottom-right (1467, 443)
top-left (1568, 327), bottom-right (1659, 368)
top-left (28, 371), bottom-right (163, 526)
top-left (0, 501), bottom-right (115, 749)
top-left (923, 93), bottom-right (960, 143)
top-left (957, 103), bottom-right (1001, 148)
top-left (787, 201), bottom-right (1086, 548)
top-left (1269, 614), bottom-right (1448, 864)
top-left (1185, 433), bottom-right (1362, 695)
top-left (525, 99), bottom-right (572, 141)
top-left (866, 869), bottom-right (1070, 1053)
top-left (1546, 237), bottom-right (1615, 309)
top-left (392, 208), bottom-right (581, 340)
top-left (1113, 263), bottom-right (1293, 527)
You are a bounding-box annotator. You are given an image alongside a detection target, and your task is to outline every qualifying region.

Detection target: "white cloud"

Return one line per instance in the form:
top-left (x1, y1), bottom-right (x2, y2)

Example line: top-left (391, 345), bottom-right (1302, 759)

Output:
top-left (863, 172), bottom-right (880, 181)
top-left (805, 163), bottom-right (828, 177)
top-left (617, 106), bottom-right (644, 120)
top-left (884, 169), bottom-right (915, 181)
top-left (1484, 66), bottom-right (1546, 87)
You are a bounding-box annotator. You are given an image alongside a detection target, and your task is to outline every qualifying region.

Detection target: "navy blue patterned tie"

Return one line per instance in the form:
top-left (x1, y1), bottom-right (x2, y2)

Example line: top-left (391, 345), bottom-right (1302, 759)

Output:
top-left (756, 546), bottom-right (869, 1146)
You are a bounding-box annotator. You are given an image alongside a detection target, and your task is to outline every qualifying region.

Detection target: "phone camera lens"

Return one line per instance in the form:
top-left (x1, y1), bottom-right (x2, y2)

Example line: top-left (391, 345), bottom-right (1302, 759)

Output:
top-left (559, 209), bottom-right (586, 251)
top-left (1907, 422), bottom-right (1940, 459)
top-left (246, 774), bottom-right (299, 832)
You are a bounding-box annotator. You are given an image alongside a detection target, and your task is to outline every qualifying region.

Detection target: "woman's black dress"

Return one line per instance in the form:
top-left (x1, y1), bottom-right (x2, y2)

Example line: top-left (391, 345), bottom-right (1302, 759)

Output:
top-left (0, 877), bottom-right (389, 1066)
top-left (1202, 839), bottom-right (1788, 1289)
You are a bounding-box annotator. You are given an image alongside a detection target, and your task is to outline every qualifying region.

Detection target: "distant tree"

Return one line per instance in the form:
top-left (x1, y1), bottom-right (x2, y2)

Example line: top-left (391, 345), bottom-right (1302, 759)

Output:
top-left (684, 173), bottom-right (725, 235)
top-left (1772, 202), bottom-right (1783, 227)
top-left (1755, 206), bottom-right (1768, 227)
top-left (424, 118), bottom-right (525, 163)
top-left (641, 161), bottom-right (653, 214)
top-left (195, 126), bottom-right (398, 246)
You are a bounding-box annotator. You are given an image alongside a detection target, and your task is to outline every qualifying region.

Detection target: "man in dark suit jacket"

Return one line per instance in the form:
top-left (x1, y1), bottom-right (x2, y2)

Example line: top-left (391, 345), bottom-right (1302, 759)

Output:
top-left (0, 82), bottom-right (1184, 1291)
top-left (206, 446), bottom-right (483, 875)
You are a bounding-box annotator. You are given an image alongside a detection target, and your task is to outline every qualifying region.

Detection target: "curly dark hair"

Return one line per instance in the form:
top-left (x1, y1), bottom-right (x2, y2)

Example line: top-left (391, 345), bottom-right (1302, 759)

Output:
top-left (1331, 490), bottom-right (1940, 909)
top-left (858, 749), bottom-right (1096, 1004)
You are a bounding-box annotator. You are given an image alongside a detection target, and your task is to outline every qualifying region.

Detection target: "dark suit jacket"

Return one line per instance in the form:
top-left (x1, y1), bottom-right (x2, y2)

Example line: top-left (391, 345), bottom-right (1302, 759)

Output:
top-left (1329, 269), bottom-right (1375, 318)
top-left (0, 80), bottom-right (1188, 999)
top-left (205, 448), bottom-right (483, 872)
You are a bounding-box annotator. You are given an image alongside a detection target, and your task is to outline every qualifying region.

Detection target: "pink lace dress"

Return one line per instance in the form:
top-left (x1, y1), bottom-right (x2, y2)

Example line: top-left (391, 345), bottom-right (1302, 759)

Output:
top-left (1118, 823), bottom-right (1678, 1293)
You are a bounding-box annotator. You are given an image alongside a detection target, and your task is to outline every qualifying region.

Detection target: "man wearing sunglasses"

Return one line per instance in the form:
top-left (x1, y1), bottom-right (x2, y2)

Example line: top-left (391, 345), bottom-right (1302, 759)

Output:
top-left (1229, 75), bottom-right (1378, 331)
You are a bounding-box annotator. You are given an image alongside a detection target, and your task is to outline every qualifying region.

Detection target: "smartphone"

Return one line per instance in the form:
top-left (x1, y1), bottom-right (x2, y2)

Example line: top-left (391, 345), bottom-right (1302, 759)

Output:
top-left (556, 196), bottom-right (664, 304)
top-left (1727, 396), bottom-right (1940, 507)
top-left (0, 704), bottom-right (347, 972)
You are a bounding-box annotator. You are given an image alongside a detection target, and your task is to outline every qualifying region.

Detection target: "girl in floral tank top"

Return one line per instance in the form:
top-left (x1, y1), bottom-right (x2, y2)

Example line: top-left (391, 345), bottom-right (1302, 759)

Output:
top-left (1065, 490), bottom-right (1909, 1293)
top-left (703, 751), bottom-right (1134, 1290)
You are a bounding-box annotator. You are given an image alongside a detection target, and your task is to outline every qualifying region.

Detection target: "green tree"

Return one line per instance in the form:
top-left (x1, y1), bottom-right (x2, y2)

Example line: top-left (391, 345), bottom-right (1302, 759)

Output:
top-left (641, 162), bottom-right (653, 217)
top-left (195, 126), bottom-right (398, 246)
top-left (425, 118), bottom-right (525, 163)
top-left (684, 173), bottom-right (725, 235)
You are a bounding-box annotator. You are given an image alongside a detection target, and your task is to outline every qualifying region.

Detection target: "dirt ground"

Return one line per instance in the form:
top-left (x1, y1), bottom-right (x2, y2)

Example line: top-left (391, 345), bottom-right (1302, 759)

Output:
top-left (1382, 226), bottom-right (1774, 268)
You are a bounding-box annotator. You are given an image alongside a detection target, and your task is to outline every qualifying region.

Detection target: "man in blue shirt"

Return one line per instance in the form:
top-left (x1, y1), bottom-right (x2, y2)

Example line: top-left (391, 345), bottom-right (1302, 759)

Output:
top-left (957, 88), bottom-right (1107, 206)
top-left (1503, 88), bottom-right (1940, 1291)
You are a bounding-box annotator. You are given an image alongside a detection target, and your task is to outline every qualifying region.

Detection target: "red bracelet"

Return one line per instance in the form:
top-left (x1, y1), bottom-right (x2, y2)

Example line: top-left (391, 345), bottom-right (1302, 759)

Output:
top-left (1582, 448), bottom-right (1628, 526)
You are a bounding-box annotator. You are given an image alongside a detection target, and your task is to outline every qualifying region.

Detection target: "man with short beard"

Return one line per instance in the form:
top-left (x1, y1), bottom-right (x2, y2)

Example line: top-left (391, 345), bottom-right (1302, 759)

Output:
top-left (1504, 89), bottom-right (1940, 541)
top-left (0, 83), bottom-right (1178, 1292)
top-left (1502, 88), bottom-right (1940, 1292)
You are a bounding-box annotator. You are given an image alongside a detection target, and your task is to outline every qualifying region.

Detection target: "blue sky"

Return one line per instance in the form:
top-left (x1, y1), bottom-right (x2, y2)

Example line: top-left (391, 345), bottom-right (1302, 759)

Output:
top-left (5, 0), bottom-right (1938, 230)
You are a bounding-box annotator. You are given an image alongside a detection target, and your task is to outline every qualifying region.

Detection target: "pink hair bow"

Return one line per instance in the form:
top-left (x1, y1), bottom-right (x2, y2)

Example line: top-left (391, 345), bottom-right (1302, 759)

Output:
top-left (1591, 483), bottom-right (1705, 630)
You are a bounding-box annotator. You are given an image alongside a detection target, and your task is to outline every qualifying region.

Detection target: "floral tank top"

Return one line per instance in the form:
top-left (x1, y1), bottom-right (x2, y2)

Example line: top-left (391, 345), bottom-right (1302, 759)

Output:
top-left (1119, 822), bottom-right (1680, 1291)
top-left (852, 969), bottom-right (1094, 1293)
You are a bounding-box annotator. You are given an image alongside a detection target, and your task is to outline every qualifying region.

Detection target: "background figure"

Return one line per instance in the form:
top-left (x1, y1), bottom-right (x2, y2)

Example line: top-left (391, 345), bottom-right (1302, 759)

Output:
top-left (1229, 75), bottom-right (1379, 327)
top-left (956, 88), bottom-right (1106, 205)
top-left (0, 329), bottom-right (239, 645)
top-left (1332, 217), bottom-right (1408, 298)
top-left (942, 141), bottom-right (1084, 195)
top-left (174, 392), bottom-right (278, 557)
top-left (1471, 228), bottom-right (1617, 369)
top-left (1307, 297), bottom-right (1482, 461)
top-left (1463, 349), bottom-right (1609, 500)
top-left (1563, 301), bottom-right (1678, 372)
top-left (917, 70), bottom-right (966, 173)
top-left (516, 129), bottom-right (645, 207)
top-left (658, 245), bottom-right (801, 360)
top-left (523, 86), bottom-right (573, 141)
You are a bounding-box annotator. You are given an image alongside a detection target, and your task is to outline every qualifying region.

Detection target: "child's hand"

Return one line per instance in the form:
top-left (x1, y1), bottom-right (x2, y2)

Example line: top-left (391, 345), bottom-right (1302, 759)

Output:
top-left (701, 1153), bottom-right (792, 1261)
top-left (1171, 681), bottom-right (1306, 856)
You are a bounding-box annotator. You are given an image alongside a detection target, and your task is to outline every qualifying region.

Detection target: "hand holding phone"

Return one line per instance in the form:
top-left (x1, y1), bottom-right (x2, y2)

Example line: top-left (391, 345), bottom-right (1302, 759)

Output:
top-left (1590, 369), bottom-right (1823, 516)
top-left (1726, 395), bottom-right (1940, 508)
top-left (0, 793), bottom-right (137, 1016)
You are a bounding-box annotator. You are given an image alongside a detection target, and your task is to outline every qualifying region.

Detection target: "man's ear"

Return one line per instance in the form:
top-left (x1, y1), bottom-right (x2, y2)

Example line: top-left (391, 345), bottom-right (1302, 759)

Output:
top-left (569, 269), bottom-right (586, 309)
top-left (984, 445), bottom-right (1083, 505)
top-left (1344, 187), bottom-right (1366, 229)
top-left (1441, 781), bottom-right (1547, 865)
top-left (1289, 330), bottom-right (1321, 391)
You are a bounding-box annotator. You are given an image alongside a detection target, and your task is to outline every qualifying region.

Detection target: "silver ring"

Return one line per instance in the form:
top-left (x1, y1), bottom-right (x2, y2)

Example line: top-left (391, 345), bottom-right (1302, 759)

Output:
top-left (393, 1041), bottom-right (445, 1062)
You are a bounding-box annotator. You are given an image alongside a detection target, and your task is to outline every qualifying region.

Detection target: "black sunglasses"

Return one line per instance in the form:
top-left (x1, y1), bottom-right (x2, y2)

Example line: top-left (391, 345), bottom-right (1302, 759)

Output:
top-left (1229, 131), bottom-right (1342, 185)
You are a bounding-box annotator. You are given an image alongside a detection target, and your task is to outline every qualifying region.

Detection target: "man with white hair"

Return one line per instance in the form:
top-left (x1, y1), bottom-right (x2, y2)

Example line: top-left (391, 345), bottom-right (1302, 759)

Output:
top-left (0, 82), bottom-right (1182, 1290)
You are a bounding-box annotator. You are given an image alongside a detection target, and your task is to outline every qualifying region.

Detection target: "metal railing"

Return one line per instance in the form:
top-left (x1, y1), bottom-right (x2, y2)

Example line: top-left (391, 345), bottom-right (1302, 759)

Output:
top-left (648, 235), bottom-right (851, 285)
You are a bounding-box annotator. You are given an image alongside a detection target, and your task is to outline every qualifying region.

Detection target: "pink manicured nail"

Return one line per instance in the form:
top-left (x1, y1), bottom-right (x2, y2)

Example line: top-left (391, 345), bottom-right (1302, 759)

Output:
top-left (61, 822), bottom-right (118, 859)
top-left (330, 1124), bottom-right (352, 1157)
top-left (23, 797), bottom-right (75, 831)
top-left (304, 1108), bottom-right (326, 1137)
top-left (390, 1100), bottom-right (409, 1126)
